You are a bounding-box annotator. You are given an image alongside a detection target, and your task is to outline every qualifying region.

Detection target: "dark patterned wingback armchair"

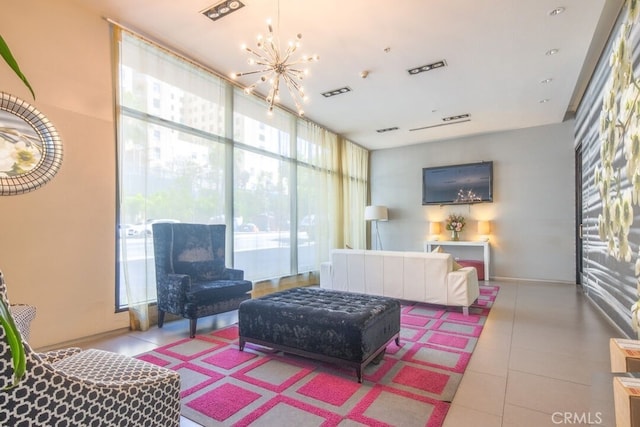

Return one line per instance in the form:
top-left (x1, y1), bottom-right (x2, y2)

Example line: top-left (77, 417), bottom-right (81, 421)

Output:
top-left (152, 223), bottom-right (253, 338)
top-left (0, 270), bottom-right (181, 427)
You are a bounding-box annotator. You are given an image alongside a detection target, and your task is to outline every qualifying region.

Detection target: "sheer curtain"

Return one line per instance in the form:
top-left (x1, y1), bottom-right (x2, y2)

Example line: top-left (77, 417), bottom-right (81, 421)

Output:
top-left (114, 27), bottom-right (228, 330)
top-left (113, 25), bottom-right (368, 329)
top-left (297, 122), bottom-right (341, 270)
top-left (341, 138), bottom-right (368, 249)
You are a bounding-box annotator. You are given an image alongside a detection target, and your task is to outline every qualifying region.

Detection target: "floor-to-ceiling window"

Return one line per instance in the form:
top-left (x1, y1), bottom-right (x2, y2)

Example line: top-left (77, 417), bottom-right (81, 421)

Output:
top-left (114, 27), bottom-right (368, 320)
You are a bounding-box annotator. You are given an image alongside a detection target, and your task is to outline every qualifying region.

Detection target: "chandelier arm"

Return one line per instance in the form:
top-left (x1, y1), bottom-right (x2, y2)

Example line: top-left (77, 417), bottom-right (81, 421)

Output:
top-left (234, 69), bottom-right (272, 78)
top-left (282, 73), bottom-right (302, 90)
top-left (286, 68), bottom-right (306, 78)
top-left (281, 43), bottom-right (298, 63)
top-left (283, 80), bottom-right (305, 115)
top-left (269, 77), bottom-right (281, 101)
top-left (288, 57), bottom-right (314, 66)
top-left (244, 46), bottom-right (270, 61)
top-left (264, 39), bottom-right (279, 62)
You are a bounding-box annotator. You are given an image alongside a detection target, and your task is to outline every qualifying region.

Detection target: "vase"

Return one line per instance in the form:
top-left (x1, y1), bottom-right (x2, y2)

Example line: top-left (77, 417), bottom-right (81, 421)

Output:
top-left (451, 230), bottom-right (459, 241)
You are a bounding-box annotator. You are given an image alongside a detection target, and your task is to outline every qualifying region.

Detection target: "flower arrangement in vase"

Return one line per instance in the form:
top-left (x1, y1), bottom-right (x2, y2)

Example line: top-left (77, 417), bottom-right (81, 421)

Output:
top-left (445, 214), bottom-right (465, 241)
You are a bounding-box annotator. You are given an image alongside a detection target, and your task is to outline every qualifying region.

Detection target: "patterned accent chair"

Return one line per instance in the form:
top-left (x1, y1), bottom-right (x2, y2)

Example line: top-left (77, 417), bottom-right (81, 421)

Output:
top-left (152, 223), bottom-right (253, 338)
top-left (0, 271), bottom-right (181, 427)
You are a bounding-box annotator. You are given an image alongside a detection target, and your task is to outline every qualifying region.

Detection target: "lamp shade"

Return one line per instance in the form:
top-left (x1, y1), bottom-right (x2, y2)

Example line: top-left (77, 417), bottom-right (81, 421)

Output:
top-left (477, 220), bottom-right (491, 235)
top-left (364, 205), bottom-right (388, 221)
top-left (429, 222), bottom-right (441, 234)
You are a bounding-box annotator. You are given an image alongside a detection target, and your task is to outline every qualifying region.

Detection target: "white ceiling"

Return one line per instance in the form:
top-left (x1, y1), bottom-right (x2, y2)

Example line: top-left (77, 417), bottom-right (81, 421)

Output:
top-left (74, 0), bottom-right (624, 150)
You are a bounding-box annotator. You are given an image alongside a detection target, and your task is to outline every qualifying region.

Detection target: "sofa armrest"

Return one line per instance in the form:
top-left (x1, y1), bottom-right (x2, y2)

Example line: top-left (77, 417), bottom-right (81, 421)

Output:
top-left (156, 273), bottom-right (190, 313)
top-left (38, 347), bottom-right (83, 364)
top-left (224, 268), bottom-right (245, 280)
top-left (320, 262), bottom-right (333, 289)
top-left (447, 267), bottom-right (480, 307)
top-left (52, 349), bottom-right (180, 387)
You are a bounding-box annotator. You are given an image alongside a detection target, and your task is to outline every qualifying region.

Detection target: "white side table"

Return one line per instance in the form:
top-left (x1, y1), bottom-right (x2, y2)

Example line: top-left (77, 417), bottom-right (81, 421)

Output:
top-left (424, 240), bottom-right (490, 280)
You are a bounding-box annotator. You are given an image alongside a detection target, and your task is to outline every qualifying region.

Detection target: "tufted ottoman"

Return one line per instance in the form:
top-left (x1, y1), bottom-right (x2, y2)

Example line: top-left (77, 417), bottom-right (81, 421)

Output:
top-left (238, 287), bottom-right (400, 382)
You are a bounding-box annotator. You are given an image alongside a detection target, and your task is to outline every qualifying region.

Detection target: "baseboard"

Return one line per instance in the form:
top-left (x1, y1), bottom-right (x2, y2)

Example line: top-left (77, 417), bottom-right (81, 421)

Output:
top-left (34, 327), bottom-right (130, 353)
top-left (489, 275), bottom-right (577, 285)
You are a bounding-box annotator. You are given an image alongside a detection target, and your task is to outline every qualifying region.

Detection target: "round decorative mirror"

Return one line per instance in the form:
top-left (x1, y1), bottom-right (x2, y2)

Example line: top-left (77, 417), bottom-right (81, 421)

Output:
top-left (0, 92), bottom-right (62, 195)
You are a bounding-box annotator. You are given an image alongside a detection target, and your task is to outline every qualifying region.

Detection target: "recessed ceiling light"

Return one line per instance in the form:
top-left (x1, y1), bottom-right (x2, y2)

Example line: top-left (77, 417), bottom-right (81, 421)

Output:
top-left (540, 78), bottom-right (553, 84)
top-left (202, 0), bottom-right (245, 22)
top-left (546, 48), bottom-right (559, 56)
top-left (321, 87), bottom-right (352, 98)
top-left (408, 60), bottom-right (447, 75)
top-left (549, 7), bottom-right (565, 16)
top-left (540, 99), bottom-right (550, 103)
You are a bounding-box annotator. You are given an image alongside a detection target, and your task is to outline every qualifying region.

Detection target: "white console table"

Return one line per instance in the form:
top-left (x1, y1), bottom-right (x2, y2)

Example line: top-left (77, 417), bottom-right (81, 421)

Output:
top-left (424, 240), bottom-right (490, 280)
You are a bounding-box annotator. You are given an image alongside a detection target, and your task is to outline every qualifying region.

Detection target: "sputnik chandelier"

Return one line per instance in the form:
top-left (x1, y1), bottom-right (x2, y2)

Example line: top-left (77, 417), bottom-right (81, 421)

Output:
top-left (230, 9), bottom-right (318, 116)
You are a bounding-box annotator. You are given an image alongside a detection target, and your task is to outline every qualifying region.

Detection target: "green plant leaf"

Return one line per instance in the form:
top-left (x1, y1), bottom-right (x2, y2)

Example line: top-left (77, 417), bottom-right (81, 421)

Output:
top-left (0, 298), bottom-right (26, 389)
top-left (0, 34), bottom-right (35, 100)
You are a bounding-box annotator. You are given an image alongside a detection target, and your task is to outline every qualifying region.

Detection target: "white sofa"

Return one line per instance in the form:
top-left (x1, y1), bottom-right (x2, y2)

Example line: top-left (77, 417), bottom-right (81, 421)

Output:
top-left (320, 249), bottom-right (480, 315)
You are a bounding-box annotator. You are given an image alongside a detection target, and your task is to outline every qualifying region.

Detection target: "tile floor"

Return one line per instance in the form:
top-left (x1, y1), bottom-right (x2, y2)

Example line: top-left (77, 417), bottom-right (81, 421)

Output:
top-left (48, 279), bottom-right (623, 426)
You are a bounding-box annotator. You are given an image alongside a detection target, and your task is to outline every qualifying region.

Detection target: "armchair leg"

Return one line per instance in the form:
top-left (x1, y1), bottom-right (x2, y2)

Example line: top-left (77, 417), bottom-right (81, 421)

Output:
top-left (158, 310), bottom-right (165, 328)
top-left (189, 318), bottom-right (197, 338)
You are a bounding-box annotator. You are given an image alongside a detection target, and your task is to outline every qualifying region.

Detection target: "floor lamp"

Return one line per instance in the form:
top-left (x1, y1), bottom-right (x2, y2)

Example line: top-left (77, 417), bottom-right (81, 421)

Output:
top-left (365, 205), bottom-right (388, 250)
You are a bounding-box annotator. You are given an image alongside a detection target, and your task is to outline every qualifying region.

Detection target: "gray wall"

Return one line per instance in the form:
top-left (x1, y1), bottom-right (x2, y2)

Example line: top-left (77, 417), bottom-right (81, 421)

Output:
top-left (370, 121), bottom-right (576, 282)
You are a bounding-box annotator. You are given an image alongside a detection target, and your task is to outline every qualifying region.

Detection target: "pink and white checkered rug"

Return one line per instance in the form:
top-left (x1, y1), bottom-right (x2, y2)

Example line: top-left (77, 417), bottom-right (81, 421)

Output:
top-left (137, 285), bottom-right (498, 426)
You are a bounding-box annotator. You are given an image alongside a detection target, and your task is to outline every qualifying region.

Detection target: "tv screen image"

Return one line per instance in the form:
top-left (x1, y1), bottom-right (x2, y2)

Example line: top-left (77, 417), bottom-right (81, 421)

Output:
top-left (422, 161), bottom-right (493, 205)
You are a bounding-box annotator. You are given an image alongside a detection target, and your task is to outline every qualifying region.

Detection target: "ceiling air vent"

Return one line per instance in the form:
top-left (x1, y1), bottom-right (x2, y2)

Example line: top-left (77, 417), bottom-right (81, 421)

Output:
top-left (442, 113), bottom-right (470, 121)
top-left (376, 127), bottom-right (399, 133)
top-left (407, 60), bottom-right (447, 75)
top-left (202, 0), bottom-right (244, 21)
top-left (409, 114), bottom-right (471, 132)
top-left (322, 87), bottom-right (352, 98)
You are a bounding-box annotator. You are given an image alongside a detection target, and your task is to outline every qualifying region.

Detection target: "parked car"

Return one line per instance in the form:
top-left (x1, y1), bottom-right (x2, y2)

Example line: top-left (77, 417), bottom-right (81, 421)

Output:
top-left (126, 219), bottom-right (180, 237)
top-left (300, 215), bottom-right (316, 240)
top-left (238, 223), bottom-right (259, 232)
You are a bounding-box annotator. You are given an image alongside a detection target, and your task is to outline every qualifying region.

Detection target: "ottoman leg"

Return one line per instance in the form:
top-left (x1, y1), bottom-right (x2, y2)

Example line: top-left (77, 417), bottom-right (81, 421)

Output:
top-left (239, 337), bottom-right (245, 351)
top-left (356, 367), bottom-right (362, 383)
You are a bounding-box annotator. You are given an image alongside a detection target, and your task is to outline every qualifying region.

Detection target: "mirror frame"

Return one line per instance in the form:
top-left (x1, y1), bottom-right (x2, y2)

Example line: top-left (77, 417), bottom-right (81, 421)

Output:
top-left (0, 92), bottom-right (62, 195)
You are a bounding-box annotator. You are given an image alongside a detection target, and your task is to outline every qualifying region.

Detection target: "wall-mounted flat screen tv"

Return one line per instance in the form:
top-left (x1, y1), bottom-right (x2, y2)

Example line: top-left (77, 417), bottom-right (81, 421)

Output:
top-left (422, 161), bottom-right (493, 205)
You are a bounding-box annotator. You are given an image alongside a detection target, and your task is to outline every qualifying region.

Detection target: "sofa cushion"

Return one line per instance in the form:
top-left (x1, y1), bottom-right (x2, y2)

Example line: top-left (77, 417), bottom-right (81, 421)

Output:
top-left (186, 279), bottom-right (253, 303)
top-left (174, 260), bottom-right (226, 281)
top-left (431, 246), bottom-right (462, 270)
